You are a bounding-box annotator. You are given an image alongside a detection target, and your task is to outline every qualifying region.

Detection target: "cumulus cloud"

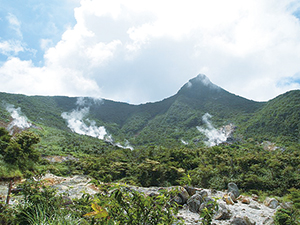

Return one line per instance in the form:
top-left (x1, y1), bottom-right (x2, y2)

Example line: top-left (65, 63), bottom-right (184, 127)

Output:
top-left (1, 0), bottom-right (300, 103)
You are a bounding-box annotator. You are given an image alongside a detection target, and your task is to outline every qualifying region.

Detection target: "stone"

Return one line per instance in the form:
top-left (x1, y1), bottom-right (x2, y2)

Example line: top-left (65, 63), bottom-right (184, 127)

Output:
top-left (173, 186), bottom-right (190, 205)
top-left (231, 216), bottom-right (254, 225)
top-left (214, 203), bottom-right (231, 220)
top-left (280, 201), bottom-right (293, 209)
top-left (241, 196), bottom-right (250, 204)
top-left (184, 186), bottom-right (197, 196)
top-left (198, 190), bottom-right (208, 199)
top-left (223, 194), bottom-right (235, 205)
top-left (228, 182), bottom-right (240, 198)
top-left (178, 186), bottom-right (190, 204)
top-left (263, 217), bottom-right (274, 225)
top-left (211, 189), bottom-right (217, 194)
top-left (187, 194), bottom-right (203, 213)
top-left (263, 197), bottom-right (279, 209)
top-left (249, 203), bottom-right (261, 210)
top-left (199, 197), bottom-right (217, 213)
top-left (251, 194), bottom-right (259, 201)
top-left (231, 217), bottom-right (248, 225)
top-left (244, 216), bottom-right (256, 225)
top-left (229, 192), bottom-right (238, 203)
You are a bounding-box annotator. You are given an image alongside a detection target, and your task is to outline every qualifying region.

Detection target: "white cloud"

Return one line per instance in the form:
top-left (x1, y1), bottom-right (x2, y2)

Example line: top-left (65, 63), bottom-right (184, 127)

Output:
top-left (0, 40), bottom-right (24, 55)
top-left (0, 57), bottom-right (101, 97)
top-left (40, 39), bottom-right (54, 51)
top-left (0, 0), bottom-right (300, 103)
top-left (6, 13), bottom-right (22, 38)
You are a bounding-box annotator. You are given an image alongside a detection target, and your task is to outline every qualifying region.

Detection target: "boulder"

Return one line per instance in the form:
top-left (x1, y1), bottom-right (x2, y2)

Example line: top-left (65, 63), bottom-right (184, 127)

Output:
top-left (228, 182), bottom-right (240, 198)
top-left (229, 192), bottom-right (238, 203)
top-left (263, 197), bottom-right (279, 209)
top-left (249, 202), bottom-right (261, 210)
top-left (223, 194), bottom-right (234, 205)
top-left (240, 196), bottom-right (250, 204)
top-left (174, 186), bottom-right (190, 205)
top-left (251, 194), bottom-right (258, 201)
top-left (214, 203), bottom-right (231, 220)
top-left (231, 216), bottom-right (254, 225)
top-left (184, 186), bottom-right (197, 196)
top-left (199, 197), bottom-right (217, 213)
top-left (187, 194), bottom-right (203, 213)
top-left (198, 190), bottom-right (208, 199)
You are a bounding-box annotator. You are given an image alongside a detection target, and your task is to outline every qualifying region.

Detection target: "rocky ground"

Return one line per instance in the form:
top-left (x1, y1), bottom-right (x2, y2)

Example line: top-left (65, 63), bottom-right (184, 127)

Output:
top-left (0, 174), bottom-right (282, 224)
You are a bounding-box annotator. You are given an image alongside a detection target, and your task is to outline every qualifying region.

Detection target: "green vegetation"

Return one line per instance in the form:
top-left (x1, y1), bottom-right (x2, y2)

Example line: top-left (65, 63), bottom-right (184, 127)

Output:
top-left (0, 75), bottom-right (300, 224)
top-left (0, 128), bottom-right (40, 204)
top-left (84, 184), bottom-right (183, 224)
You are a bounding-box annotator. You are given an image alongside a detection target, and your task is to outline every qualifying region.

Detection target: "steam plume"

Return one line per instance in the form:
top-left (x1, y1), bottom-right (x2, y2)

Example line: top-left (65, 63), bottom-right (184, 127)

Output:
top-left (61, 98), bottom-right (134, 150)
top-left (197, 113), bottom-right (227, 147)
top-left (6, 104), bottom-right (31, 132)
top-left (115, 140), bottom-right (134, 150)
top-left (61, 107), bottom-right (110, 141)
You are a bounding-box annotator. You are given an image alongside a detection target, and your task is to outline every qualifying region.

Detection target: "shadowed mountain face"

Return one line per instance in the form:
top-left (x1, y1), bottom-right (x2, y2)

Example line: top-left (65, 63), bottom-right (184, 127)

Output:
top-left (0, 74), bottom-right (299, 146)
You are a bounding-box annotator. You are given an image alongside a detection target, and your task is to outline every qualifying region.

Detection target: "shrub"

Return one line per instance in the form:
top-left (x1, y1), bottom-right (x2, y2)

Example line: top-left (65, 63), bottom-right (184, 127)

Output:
top-left (84, 184), bottom-right (184, 225)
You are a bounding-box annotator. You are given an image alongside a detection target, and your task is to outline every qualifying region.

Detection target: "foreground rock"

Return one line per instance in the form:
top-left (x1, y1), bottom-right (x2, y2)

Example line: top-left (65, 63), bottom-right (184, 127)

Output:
top-left (0, 175), bottom-right (278, 224)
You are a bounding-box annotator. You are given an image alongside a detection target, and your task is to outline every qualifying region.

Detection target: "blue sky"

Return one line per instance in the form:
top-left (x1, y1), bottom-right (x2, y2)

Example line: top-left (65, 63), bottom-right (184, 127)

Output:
top-left (1, 0), bottom-right (300, 104)
top-left (0, 0), bottom-right (78, 64)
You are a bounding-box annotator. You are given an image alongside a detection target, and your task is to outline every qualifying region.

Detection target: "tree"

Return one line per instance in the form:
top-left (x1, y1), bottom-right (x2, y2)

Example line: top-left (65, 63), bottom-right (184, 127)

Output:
top-left (0, 129), bottom-right (40, 204)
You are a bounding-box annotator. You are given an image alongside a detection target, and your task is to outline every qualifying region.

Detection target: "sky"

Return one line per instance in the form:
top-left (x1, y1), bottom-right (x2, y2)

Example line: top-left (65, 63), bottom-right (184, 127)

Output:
top-left (1, 0), bottom-right (300, 104)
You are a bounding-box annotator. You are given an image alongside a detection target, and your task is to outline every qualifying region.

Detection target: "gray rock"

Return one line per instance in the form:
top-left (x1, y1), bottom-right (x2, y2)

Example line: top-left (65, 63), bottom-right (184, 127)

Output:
top-left (199, 197), bottom-right (216, 213)
top-left (228, 182), bottom-right (240, 198)
top-left (280, 201), bottom-right (293, 209)
top-left (187, 194), bottom-right (203, 213)
top-left (263, 217), bottom-right (274, 225)
top-left (214, 203), bottom-right (231, 220)
top-left (173, 186), bottom-right (190, 205)
top-left (263, 197), bottom-right (279, 209)
top-left (197, 190), bottom-right (208, 199)
top-left (231, 217), bottom-right (248, 225)
top-left (184, 186), bottom-right (197, 196)
top-left (178, 186), bottom-right (190, 204)
top-left (229, 191), bottom-right (238, 203)
top-left (249, 203), bottom-right (261, 210)
top-left (251, 194), bottom-right (258, 201)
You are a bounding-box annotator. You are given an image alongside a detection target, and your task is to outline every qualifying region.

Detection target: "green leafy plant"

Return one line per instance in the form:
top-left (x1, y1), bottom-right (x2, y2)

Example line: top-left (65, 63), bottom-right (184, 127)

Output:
top-left (85, 184), bottom-right (183, 225)
top-left (199, 198), bottom-right (219, 225)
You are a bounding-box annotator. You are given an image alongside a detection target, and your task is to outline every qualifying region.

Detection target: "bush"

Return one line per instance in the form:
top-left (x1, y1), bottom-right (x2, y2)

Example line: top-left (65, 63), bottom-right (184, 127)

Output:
top-left (84, 184), bottom-right (184, 225)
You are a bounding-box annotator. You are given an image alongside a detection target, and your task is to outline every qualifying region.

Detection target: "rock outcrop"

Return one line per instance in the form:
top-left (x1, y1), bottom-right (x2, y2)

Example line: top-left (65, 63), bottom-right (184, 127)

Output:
top-left (0, 175), bottom-right (279, 224)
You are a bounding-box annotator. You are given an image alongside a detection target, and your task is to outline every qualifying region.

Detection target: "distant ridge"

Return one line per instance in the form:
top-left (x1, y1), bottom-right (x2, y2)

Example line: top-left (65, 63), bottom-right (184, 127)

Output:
top-left (0, 74), bottom-right (299, 145)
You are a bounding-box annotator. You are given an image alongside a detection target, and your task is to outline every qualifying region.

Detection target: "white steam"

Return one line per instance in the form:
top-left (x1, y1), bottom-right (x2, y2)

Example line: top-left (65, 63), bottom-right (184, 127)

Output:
top-left (61, 107), bottom-right (110, 141)
top-left (181, 139), bottom-right (189, 145)
top-left (6, 104), bottom-right (31, 132)
top-left (115, 140), bottom-right (134, 150)
top-left (197, 113), bottom-right (228, 147)
top-left (61, 98), bottom-right (134, 150)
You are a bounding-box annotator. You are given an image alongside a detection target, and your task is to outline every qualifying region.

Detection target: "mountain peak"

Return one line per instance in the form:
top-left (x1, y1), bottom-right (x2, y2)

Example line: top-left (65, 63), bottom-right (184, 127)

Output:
top-left (179, 74), bottom-right (220, 94)
top-left (188, 74), bottom-right (217, 88)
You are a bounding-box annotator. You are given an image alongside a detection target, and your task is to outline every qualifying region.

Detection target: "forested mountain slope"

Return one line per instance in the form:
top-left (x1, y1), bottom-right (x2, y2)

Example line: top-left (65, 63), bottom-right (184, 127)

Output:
top-left (0, 74), bottom-right (299, 146)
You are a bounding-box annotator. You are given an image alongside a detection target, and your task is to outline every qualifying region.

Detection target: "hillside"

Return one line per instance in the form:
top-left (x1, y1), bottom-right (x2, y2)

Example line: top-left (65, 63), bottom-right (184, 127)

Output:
top-left (242, 90), bottom-right (300, 142)
top-left (0, 74), bottom-right (299, 146)
top-left (1, 74), bottom-right (300, 224)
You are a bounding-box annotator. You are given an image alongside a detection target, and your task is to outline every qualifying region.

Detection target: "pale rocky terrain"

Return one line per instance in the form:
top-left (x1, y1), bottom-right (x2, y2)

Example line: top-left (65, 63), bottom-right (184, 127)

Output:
top-left (0, 174), bottom-right (280, 224)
